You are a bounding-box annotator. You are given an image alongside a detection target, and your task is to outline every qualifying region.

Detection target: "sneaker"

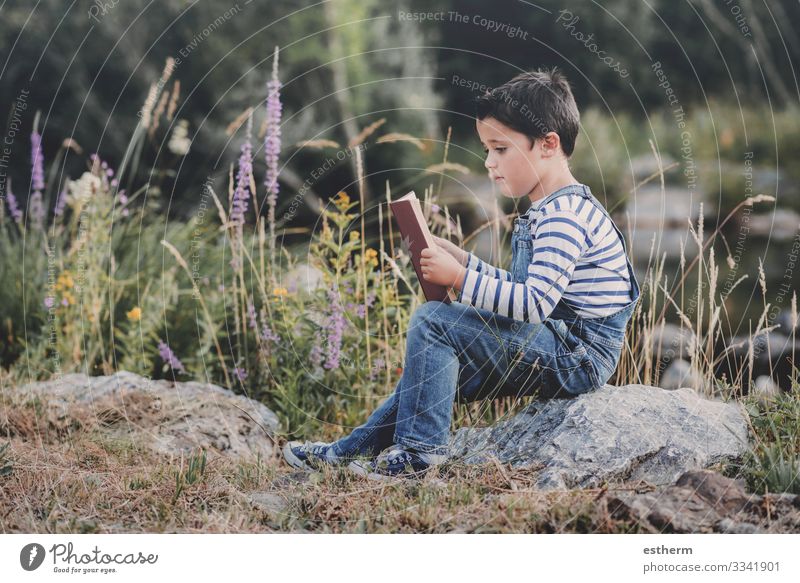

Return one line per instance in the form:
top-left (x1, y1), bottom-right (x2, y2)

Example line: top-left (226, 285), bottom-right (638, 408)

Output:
top-left (348, 444), bottom-right (434, 481)
top-left (282, 440), bottom-right (339, 471)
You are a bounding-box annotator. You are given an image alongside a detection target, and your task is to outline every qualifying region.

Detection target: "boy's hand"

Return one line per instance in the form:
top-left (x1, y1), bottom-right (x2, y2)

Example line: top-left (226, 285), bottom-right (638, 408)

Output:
top-left (420, 245), bottom-right (467, 290)
top-left (431, 235), bottom-right (468, 266)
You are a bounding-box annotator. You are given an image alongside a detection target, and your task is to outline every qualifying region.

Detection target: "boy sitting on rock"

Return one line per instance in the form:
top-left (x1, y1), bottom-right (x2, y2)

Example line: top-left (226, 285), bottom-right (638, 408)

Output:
top-left (284, 68), bottom-right (641, 480)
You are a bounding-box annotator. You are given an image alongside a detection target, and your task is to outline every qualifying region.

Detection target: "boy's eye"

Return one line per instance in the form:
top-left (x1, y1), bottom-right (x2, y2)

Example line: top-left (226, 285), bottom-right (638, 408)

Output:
top-left (495, 147), bottom-right (506, 153)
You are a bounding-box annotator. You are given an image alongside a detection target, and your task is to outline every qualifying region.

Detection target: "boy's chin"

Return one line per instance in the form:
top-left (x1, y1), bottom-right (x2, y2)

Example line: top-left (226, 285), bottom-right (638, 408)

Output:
top-left (494, 179), bottom-right (527, 199)
top-left (499, 185), bottom-right (526, 199)
top-left (496, 181), bottom-right (517, 197)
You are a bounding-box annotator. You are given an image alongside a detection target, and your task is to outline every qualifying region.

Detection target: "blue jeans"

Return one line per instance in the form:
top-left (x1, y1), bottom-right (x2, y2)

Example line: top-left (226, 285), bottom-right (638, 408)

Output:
top-left (331, 184), bottom-right (641, 458)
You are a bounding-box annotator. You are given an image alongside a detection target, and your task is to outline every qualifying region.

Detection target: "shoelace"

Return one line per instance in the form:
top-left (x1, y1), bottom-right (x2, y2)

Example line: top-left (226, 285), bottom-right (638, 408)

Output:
top-left (309, 444), bottom-right (328, 458)
top-left (382, 449), bottom-right (412, 466)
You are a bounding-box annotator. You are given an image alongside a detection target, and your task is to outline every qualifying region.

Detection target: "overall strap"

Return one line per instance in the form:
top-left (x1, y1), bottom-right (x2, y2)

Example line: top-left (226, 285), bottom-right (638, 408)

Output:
top-left (534, 183), bottom-right (591, 211)
top-left (534, 183), bottom-right (639, 303)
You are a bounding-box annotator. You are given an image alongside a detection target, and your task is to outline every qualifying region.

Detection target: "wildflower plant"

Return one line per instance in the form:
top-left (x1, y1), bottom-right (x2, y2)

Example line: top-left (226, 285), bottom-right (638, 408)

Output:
top-left (2, 51), bottom-right (797, 502)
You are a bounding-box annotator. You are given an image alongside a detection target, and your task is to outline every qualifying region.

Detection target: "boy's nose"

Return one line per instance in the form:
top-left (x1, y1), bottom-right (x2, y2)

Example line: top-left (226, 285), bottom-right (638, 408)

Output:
top-left (484, 156), bottom-right (496, 170)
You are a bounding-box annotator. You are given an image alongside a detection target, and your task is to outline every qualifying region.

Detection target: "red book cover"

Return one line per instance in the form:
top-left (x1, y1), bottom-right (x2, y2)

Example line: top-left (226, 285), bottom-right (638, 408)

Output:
top-left (389, 191), bottom-right (456, 303)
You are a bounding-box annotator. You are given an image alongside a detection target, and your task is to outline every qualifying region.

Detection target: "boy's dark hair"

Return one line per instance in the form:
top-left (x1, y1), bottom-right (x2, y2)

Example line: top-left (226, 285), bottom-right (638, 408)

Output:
top-left (475, 68), bottom-right (580, 156)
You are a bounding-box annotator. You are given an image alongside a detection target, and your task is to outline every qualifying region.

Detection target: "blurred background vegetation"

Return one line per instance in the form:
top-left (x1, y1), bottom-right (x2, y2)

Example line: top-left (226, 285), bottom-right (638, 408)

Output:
top-left (2, 0), bottom-right (798, 219)
top-left (1, 0), bottom-right (798, 388)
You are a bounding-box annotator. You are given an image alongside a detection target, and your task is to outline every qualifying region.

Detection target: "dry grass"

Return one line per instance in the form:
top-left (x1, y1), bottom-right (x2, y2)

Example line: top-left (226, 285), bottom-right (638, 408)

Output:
top-left (0, 383), bottom-right (651, 534)
top-left (0, 434), bottom-right (652, 534)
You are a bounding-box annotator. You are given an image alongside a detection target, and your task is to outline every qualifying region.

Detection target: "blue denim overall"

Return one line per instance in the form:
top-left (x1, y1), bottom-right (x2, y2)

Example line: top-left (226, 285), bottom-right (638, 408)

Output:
top-left (330, 183), bottom-right (641, 458)
top-left (504, 183), bottom-right (641, 398)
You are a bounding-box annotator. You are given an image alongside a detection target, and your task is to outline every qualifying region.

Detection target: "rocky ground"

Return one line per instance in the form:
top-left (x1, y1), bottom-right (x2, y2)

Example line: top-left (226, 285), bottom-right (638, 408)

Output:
top-left (0, 372), bottom-right (797, 533)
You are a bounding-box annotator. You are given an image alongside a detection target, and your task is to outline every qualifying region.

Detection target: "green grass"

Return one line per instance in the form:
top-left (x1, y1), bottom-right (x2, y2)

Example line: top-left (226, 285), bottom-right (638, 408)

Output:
top-left (734, 384), bottom-right (800, 495)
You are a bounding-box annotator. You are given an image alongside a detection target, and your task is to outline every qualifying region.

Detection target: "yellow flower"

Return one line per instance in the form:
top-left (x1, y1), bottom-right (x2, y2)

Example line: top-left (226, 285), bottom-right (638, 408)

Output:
top-left (349, 231), bottom-right (360, 242)
top-left (55, 271), bottom-right (74, 291)
top-left (364, 247), bottom-right (379, 267)
top-left (127, 306), bottom-right (142, 321)
top-left (272, 287), bottom-right (289, 297)
top-left (333, 191), bottom-right (350, 211)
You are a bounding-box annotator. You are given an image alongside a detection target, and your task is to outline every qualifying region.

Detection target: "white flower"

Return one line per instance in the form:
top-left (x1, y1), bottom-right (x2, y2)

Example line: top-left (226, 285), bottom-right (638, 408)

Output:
top-left (68, 171), bottom-right (102, 204)
top-left (168, 119), bottom-right (191, 155)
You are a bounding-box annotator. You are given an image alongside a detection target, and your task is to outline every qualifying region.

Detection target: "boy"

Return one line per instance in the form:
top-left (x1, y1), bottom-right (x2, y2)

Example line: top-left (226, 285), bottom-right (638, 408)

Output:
top-left (283, 69), bottom-right (640, 480)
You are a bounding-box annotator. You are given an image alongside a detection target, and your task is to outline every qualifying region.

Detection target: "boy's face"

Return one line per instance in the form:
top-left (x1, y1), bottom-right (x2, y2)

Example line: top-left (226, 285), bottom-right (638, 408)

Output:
top-left (476, 116), bottom-right (547, 201)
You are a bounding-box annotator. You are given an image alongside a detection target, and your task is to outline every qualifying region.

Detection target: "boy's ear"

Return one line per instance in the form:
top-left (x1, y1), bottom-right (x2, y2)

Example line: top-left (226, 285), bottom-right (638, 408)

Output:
top-left (540, 131), bottom-right (562, 157)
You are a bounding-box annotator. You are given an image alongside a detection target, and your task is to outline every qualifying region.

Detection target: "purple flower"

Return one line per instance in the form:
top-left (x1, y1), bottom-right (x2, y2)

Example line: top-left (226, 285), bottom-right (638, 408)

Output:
top-left (31, 131), bottom-right (45, 193)
top-left (430, 203), bottom-right (440, 214)
top-left (309, 341), bottom-right (324, 368)
top-left (53, 187), bottom-right (67, 218)
top-left (257, 310), bottom-right (280, 361)
top-left (264, 46), bottom-right (282, 229)
top-left (158, 339), bottom-right (186, 374)
top-left (230, 114), bottom-right (253, 227)
top-left (29, 191), bottom-right (44, 229)
top-left (246, 300), bottom-right (258, 330)
top-left (355, 304), bottom-right (366, 318)
top-left (43, 296), bottom-right (55, 309)
top-left (233, 367), bottom-right (248, 382)
top-left (368, 357), bottom-right (385, 381)
top-left (324, 287), bottom-right (346, 370)
top-left (89, 153), bottom-right (116, 186)
top-left (260, 321), bottom-right (279, 343)
top-left (4, 178), bottom-right (23, 225)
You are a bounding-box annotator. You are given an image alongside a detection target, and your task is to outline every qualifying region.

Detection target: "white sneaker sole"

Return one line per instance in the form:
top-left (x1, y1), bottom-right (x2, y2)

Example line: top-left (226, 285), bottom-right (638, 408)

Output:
top-left (282, 441), bottom-right (312, 471)
top-left (347, 460), bottom-right (373, 477)
top-left (347, 460), bottom-right (427, 482)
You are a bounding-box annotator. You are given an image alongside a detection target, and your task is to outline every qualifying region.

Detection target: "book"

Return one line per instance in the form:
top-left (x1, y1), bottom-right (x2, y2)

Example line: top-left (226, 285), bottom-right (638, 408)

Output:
top-left (389, 191), bottom-right (457, 303)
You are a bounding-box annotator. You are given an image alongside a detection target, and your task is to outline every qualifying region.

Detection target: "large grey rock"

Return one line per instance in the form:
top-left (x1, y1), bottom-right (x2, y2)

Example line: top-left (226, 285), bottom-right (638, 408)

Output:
top-left (449, 384), bottom-right (749, 490)
top-left (13, 371), bottom-right (280, 460)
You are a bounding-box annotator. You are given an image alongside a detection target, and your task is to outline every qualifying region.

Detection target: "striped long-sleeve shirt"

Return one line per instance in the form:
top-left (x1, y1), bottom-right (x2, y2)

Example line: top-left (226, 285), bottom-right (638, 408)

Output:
top-left (456, 194), bottom-right (632, 322)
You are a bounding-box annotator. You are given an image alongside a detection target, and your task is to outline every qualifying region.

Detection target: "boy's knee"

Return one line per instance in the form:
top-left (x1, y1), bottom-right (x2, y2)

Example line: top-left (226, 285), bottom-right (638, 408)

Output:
top-left (409, 300), bottom-right (451, 330)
